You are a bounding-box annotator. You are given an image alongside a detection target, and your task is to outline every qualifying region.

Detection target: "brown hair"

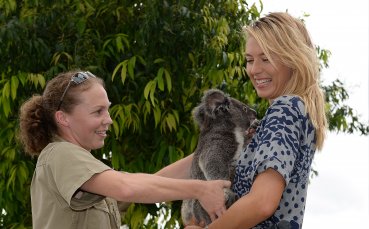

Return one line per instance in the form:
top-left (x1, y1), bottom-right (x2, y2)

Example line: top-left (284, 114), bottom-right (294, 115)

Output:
top-left (19, 70), bottom-right (104, 155)
top-left (244, 12), bottom-right (327, 150)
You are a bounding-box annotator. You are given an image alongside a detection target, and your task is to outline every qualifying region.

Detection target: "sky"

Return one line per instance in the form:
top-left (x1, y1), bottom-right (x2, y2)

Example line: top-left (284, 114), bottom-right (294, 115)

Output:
top-left (248, 0), bottom-right (369, 228)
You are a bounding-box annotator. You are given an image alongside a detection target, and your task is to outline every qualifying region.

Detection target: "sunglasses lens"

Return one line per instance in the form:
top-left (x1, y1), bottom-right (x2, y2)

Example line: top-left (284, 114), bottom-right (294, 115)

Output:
top-left (72, 72), bottom-right (90, 84)
top-left (57, 71), bottom-right (96, 110)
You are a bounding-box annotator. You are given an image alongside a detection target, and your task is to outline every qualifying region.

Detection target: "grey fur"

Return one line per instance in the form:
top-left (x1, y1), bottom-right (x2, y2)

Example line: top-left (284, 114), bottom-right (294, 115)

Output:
top-left (181, 89), bottom-right (259, 226)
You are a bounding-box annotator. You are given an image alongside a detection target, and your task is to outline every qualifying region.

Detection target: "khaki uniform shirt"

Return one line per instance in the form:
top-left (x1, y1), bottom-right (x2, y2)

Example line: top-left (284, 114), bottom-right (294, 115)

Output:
top-left (31, 137), bottom-right (121, 229)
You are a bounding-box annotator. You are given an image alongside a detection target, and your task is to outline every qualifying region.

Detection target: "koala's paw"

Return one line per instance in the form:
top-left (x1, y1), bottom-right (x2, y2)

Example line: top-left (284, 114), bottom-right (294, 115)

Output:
top-left (250, 119), bottom-right (260, 129)
top-left (224, 188), bottom-right (237, 208)
top-left (245, 119), bottom-right (260, 144)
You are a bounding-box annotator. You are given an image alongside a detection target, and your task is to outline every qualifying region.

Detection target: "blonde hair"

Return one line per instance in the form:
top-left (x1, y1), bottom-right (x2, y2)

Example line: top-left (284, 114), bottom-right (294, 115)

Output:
top-left (245, 12), bottom-right (327, 150)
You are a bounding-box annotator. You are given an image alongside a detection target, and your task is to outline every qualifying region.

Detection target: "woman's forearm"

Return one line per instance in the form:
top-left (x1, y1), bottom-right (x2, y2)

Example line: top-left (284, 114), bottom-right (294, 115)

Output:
top-left (155, 154), bottom-right (194, 179)
top-left (207, 169), bottom-right (285, 228)
top-left (81, 167), bottom-right (229, 220)
top-left (82, 168), bottom-right (227, 203)
top-left (121, 172), bottom-right (204, 202)
top-left (207, 193), bottom-right (265, 229)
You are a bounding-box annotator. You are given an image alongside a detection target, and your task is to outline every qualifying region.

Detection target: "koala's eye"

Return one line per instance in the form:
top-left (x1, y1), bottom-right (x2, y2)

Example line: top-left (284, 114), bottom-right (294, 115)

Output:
top-left (243, 106), bottom-right (249, 112)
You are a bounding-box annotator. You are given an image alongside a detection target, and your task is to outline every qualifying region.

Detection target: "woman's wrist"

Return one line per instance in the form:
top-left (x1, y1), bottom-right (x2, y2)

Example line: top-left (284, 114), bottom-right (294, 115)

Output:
top-left (193, 180), bottom-right (206, 200)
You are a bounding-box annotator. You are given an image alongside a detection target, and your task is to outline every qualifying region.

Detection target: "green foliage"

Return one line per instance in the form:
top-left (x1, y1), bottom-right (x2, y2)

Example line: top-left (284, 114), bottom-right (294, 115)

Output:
top-left (323, 79), bottom-right (369, 134)
top-left (0, 0), bottom-right (367, 228)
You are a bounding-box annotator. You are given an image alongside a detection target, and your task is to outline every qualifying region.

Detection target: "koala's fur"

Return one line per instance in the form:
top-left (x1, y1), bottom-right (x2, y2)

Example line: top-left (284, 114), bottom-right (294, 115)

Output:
top-left (181, 89), bottom-right (258, 226)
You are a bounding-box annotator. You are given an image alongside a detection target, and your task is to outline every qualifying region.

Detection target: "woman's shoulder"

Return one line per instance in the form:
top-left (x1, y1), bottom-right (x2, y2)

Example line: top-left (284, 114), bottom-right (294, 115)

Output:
top-left (269, 95), bottom-right (306, 116)
top-left (51, 140), bottom-right (88, 154)
top-left (39, 138), bottom-right (91, 163)
top-left (271, 95), bottom-right (303, 106)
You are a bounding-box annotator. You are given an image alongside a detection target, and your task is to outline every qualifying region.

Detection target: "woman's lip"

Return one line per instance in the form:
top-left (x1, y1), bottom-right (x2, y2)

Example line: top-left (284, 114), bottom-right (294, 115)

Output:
top-left (95, 130), bottom-right (108, 136)
top-left (256, 78), bottom-right (271, 83)
top-left (255, 79), bottom-right (272, 86)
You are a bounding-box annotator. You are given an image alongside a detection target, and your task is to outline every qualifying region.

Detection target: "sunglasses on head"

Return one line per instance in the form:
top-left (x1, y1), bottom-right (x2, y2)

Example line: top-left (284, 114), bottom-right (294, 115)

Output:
top-left (57, 71), bottom-right (96, 110)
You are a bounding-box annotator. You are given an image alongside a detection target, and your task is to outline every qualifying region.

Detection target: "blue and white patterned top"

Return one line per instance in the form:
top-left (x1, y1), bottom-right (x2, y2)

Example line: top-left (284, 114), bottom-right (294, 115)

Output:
top-left (232, 95), bottom-right (316, 229)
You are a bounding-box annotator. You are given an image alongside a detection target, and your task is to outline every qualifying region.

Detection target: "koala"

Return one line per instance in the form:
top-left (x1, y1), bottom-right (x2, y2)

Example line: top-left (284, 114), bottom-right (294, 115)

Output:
top-left (181, 89), bottom-right (259, 226)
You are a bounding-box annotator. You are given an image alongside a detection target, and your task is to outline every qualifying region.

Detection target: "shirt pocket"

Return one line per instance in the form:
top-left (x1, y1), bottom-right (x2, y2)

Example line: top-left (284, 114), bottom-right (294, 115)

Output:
top-left (71, 199), bottom-right (119, 229)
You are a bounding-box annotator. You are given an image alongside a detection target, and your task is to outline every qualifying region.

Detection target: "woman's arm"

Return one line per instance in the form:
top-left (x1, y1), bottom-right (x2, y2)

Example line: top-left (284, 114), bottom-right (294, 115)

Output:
top-left (155, 153), bottom-right (194, 179)
top-left (81, 168), bottom-right (229, 220)
top-left (185, 168), bottom-right (285, 229)
top-left (115, 154), bottom-right (194, 212)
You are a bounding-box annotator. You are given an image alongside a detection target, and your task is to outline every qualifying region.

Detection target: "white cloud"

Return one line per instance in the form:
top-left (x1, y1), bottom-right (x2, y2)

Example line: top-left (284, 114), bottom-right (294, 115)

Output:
top-left (304, 133), bottom-right (369, 228)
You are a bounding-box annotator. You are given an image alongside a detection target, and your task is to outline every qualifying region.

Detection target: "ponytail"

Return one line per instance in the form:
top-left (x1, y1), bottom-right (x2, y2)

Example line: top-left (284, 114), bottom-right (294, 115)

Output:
top-left (19, 95), bottom-right (56, 155)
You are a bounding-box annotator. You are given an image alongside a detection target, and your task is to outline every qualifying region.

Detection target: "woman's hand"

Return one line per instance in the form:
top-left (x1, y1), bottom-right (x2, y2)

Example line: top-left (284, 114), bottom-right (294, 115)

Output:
top-left (198, 180), bottom-right (230, 221)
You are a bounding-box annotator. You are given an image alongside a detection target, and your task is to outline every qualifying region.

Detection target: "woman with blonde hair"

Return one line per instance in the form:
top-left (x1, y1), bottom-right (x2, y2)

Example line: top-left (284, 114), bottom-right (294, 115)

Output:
top-left (184, 12), bottom-right (327, 229)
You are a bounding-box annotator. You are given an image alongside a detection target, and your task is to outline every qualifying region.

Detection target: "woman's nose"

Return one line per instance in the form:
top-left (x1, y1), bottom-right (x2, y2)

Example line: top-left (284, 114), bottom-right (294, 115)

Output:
top-left (104, 111), bottom-right (113, 125)
top-left (249, 60), bottom-right (262, 75)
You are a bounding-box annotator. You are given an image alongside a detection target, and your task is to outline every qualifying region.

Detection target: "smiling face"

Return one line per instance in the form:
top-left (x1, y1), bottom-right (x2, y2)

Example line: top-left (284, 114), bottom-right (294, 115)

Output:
top-left (60, 83), bottom-right (112, 151)
top-left (246, 36), bottom-right (292, 101)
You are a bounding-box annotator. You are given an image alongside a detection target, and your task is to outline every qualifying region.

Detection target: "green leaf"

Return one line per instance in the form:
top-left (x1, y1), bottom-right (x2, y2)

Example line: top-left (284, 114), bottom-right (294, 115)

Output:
top-left (2, 81), bottom-right (10, 98)
top-left (149, 81), bottom-right (157, 106)
top-left (112, 62), bottom-right (123, 81)
top-left (166, 113), bottom-right (177, 131)
top-left (153, 58), bottom-right (165, 64)
top-left (157, 68), bottom-right (164, 91)
top-left (76, 18), bottom-right (86, 34)
top-left (2, 147), bottom-right (15, 161)
top-left (168, 145), bottom-right (176, 163)
top-left (128, 56), bottom-right (136, 79)
top-left (38, 74), bottom-right (46, 88)
top-left (17, 161), bottom-right (28, 185)
top-left (153, 106), bottom-right (161, 127)
top-left (112, 120), bottom-right (120, 138)
top-left (115, 36), bottom-right (124, 52)
top-left (164, 69), bottom-right (172, 92)
top-left (188, 52), bottom-right (195, 66)
top-left (10, 75), bottom-right (19, 100)
top-left (1, 97), bottom-right (11, 117)
top-left (190, 134), bottom-right (198, 152)
top-left (121, 61), bottom-right (128, 84)
top-left (143, 80), bottom-right (154, 100)
top-left (6, 165), bottom-right (17, 190)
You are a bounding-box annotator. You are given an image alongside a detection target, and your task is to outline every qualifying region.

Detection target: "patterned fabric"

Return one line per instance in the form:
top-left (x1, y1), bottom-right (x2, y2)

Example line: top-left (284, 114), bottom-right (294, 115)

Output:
top-left (232, 95), bottom-right (316, 229)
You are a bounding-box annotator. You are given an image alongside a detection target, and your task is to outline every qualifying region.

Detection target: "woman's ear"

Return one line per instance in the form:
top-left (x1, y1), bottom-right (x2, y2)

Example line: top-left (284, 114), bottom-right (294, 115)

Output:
top-left (54, 110), bottom-right (69, 127)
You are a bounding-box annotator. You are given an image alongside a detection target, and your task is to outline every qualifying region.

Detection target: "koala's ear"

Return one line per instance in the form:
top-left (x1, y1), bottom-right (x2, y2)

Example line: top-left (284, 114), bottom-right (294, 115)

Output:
top-left (193, 105), bottom-right (206, 129)
top-left (203, 89), bottom-right (230, 117)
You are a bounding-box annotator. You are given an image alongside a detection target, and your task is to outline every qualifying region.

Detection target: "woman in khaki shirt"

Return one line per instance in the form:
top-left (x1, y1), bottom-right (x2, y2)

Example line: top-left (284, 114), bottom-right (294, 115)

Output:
top-left (19, 70), bottom-right (230, 229)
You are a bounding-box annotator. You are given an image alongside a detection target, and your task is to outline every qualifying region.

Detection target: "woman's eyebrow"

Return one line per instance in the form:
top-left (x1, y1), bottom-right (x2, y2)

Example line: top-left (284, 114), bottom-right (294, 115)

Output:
top-left (91, 102), bottom-right (112, 110)
top-left (246, 51), bottom-right (265, 56)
